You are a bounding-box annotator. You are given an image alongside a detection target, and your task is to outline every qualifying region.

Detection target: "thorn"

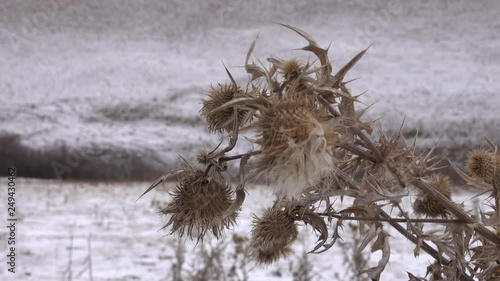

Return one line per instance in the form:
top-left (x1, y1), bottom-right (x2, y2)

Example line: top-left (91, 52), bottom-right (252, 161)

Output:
top-left (222, 62), bottom-right (237, 87)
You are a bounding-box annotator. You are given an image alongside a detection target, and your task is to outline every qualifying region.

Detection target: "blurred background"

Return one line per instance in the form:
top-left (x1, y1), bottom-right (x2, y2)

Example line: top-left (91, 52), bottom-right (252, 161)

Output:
top-left (1, 1), bottom-right (499, 280)
top-left (1, 0), bottom-right (499, 181)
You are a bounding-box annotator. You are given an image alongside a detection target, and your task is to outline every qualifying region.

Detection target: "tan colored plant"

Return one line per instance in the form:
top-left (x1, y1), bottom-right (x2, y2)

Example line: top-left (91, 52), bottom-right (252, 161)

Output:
top-left (413, 174), bottom-right (452, 218)
top-left (140, 24), bottom-right (500, 281)
top-left (158, 162), bottom-right (237, 241)
top-left (201, 81), bottom-right (251, 134)
top-left (249, 206), bottom-right (298, 264)
top-left (467, 148), bottom-right (500, 184)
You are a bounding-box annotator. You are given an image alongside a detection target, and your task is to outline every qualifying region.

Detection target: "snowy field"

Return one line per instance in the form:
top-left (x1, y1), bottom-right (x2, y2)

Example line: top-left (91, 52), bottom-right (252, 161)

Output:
top-left (0, 178), bottom-right (486, 281)
top-left (1, 0), bottom-right (500, 179)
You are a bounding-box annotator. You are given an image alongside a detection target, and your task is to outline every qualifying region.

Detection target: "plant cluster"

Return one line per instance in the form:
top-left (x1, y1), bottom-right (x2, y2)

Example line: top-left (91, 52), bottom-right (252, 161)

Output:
top-left (140, 24), bottom-right (500, 281)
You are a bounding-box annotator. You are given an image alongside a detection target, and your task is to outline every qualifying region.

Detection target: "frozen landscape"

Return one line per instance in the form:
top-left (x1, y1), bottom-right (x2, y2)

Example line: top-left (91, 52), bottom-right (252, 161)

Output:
top-left (1, 0), bottom-right (500, 280)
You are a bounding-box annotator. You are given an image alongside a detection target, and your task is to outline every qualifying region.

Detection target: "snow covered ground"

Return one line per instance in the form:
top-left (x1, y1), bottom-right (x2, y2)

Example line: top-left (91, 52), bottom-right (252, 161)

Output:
top-left (1, 0), bottom-right (499, 179)
top-left (0, 178), bottom-right (486, 281)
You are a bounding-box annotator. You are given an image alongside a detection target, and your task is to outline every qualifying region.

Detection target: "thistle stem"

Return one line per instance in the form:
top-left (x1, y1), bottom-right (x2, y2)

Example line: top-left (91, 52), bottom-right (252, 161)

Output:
top-left (316, 213), bottom-right (465, 224)
top-left (339, 143), bottom-right (378, 163)
top-left (219, 150), bottom-right (261, 162)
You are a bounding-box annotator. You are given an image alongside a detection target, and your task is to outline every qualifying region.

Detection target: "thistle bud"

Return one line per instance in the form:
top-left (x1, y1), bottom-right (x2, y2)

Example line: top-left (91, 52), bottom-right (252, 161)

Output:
top-left (196, 150), bottom-right (210, 165)
top-left (413, 174), bottom-right (452, 217)
top-left (280, 58), bottom-right (305, 81)
top-left (467, 149), bottom-right (500, 183)
top-left (200, 83), bottom-right (249, 134)
top-left (161, 167), bottom-right (237, 241)
top-left (249, 207), bottom-right (298, 264)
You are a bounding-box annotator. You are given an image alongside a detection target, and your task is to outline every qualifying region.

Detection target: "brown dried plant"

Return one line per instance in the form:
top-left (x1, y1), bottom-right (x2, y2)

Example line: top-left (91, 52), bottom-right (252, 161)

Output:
top-left (467, 148), bottom-right (500, 184)
top-left (413, 174), bottom-right (452, 218)
top-left (249, 206), bottom-right (299, 264)
top-left (140, 24), bottom-right (500, 281)
top-left (157, 162), bottom-right (237, 241)
top-left (201, 81), bottom-right (251, 134)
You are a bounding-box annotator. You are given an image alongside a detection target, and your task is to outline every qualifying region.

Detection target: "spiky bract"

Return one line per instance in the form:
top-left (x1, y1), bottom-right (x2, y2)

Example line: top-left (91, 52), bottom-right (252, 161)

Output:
top-left (249, 207), bottom-right (298, 264)
top-left (201, 83), bottom-right (249, 133)
top-left (413, 174), bottom-right (452, 217)
top-left (161, 167), bottom-right (237, 240)
top-left (467, 149), bottom-right (500, 183)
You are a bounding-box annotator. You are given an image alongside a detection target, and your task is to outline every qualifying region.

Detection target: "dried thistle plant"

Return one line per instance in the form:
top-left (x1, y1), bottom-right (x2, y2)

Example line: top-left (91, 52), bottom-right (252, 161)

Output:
top-left (465, 141), bottom-right (500, 235)
top-left (250, 92), bottom-right (339, 197)
top-left (159, 163), bottom-right (237, 241)
top-left (413, 174), bottom-right (452, 218)
top-left (273, 57), bottom-right (307, 82)
top-left (249, 206), bottom-right (298, 264)
top-left (201, 82), bottom-right (251, 134)
top-left (139, 24), bottom-right (500, 281)
top-left (467, 148), bottom-right (500, 184)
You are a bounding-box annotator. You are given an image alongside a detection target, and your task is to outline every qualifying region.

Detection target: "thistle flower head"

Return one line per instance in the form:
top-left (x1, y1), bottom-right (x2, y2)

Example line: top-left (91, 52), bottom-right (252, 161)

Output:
top-left (253, 94), bottom-right (338, 197)
top-left (161, 166), bottom-right (237, 240)
top-left (467, 148), bottom-right (500, 183)
top-left (413, 174), bottom-right (452, 217)
top-left (280, 58), bottom-right (305, 81)
top-left (196, 150), bottom-right (210, 165)
top-left (249, 207), bottom-right (298, 264)
top-left (200, 83), bottom-right (249, 134)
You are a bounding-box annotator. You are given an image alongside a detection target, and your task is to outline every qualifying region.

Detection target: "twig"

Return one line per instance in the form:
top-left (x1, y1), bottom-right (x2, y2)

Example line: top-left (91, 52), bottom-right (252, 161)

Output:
top-left (219, 150), bottom-right (261, 162)
top-left (316, 213), bottom-right (465, 224)
top-left (64, 230), bottom-right (74, 281)
top-left (493, 181), bottom-right (500, 234)
top-left (351, 127), bottom-right (383, 162)
top-left (339, 143), bottom-right (378, 163)
top-left (87, 234), bottom-right (94, 281)
top-left (379, 211), bottom-right (474, 281)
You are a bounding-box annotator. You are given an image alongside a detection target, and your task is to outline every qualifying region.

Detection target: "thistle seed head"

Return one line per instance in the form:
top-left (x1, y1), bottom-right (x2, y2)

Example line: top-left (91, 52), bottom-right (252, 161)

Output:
top-left (467, 149), bottom-right (500, 183)
top-left (196, 150), bottom-right (210, 165)
top-left (249, 207), bottom-right (298, 264)
top-left (280, 58), bottom-right (305, 81)
top-left (161, 167), bottom-right (237, 240)
top-left (200, 83), bottom-right (249, 134)
top-left (253, 95), bottom-right (338, 197)
top-left (413, 174), bottom-right (452, 217)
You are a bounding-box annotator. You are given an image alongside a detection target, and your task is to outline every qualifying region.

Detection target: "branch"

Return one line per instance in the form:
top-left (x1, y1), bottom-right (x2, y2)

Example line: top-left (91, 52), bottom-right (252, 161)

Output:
top-left (219, 150), bottom-right (261, 162)
top-left (316, 213), bottom-right (466, 224)
top-left (351, 126), bottom-right (383, 162)
top-left (339, 143), bottom-right (378, 163)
